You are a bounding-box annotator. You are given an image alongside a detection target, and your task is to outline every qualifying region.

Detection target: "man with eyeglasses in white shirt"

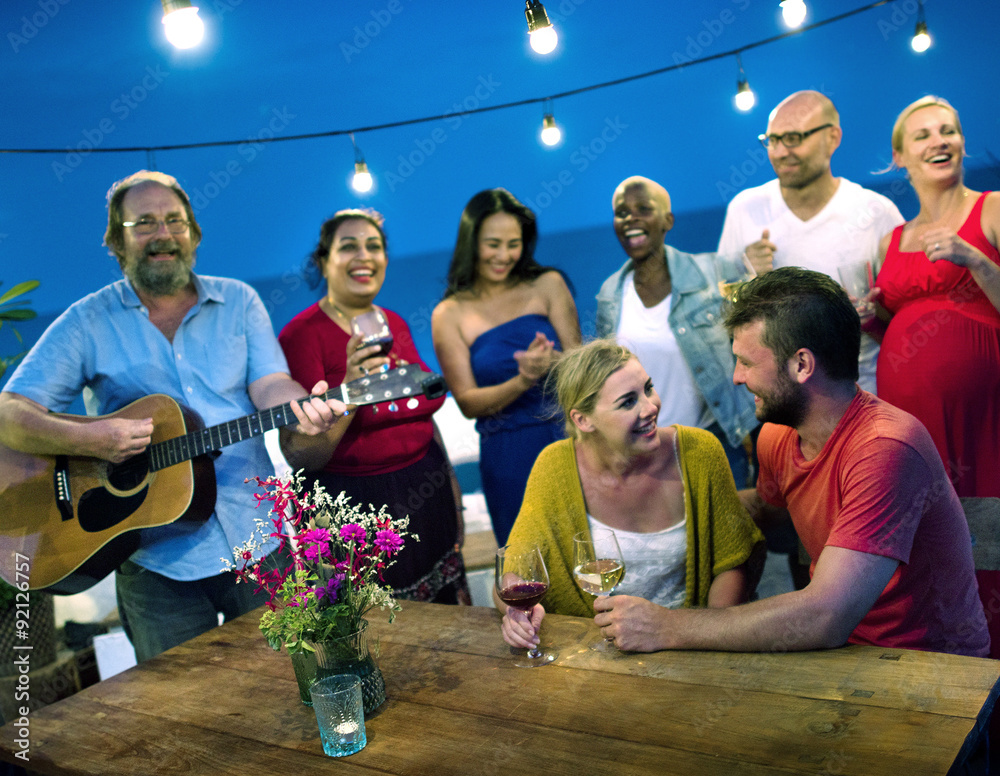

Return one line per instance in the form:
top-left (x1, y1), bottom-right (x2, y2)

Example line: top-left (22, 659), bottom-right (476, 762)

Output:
top-left (718, 90), bottom-right (903, 395)
top-left (717, 91), bottom-right (904, 591)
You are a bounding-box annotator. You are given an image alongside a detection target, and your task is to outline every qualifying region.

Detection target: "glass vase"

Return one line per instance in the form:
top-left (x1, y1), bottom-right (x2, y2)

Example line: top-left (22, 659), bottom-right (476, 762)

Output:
top-left (288, 647), bottom-right (319, 706)
top-left (312, 619), bottom-right (386, 715)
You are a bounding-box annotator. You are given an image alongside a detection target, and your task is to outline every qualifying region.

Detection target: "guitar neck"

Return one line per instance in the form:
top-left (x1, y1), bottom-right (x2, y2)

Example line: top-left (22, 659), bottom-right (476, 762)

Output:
top-left (147, 366), bottom-right (445, 472)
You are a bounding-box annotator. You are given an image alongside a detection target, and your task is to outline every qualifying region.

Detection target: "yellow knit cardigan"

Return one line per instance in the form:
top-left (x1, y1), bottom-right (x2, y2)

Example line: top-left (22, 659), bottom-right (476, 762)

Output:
top-left (506, 425), bottom-right (764, 617)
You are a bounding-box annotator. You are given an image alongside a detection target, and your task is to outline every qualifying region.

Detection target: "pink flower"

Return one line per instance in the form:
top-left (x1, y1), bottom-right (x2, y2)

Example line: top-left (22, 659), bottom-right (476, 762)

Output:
top-left (375, 529), bottom-right (404, 556)
top-left (340, 524), bottom-right (367, 547)
top-left (298, 528), bottom-right (332, 563)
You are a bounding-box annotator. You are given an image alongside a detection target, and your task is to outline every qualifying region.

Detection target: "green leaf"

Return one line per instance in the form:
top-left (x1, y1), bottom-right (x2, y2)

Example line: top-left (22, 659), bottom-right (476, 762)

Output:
top-left (0, 309), bottom-right (36, 322)
top-left (0, 280), bottom-right (39, 306)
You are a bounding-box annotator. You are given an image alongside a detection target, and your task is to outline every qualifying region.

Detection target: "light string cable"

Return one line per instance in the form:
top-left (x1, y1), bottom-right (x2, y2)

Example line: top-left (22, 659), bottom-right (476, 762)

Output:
top-left (0, 0), bottom-right (896, 156)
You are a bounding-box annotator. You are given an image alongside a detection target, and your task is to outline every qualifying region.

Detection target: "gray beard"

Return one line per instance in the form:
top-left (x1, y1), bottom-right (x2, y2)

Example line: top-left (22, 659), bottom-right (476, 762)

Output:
top-left (127, 251), bottom-right (194, 295)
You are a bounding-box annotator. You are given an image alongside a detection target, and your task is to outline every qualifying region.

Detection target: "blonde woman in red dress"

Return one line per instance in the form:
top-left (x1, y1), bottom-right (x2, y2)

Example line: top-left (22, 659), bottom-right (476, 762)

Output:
top-left (873, 96), bottom-right (1000, 498)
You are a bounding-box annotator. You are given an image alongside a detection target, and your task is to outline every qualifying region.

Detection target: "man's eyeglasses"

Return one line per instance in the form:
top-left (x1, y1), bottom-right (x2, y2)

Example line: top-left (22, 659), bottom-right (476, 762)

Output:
top-left (122, 217), bottom-right (190, 235)
top-left (758, 123), bottom-right (834, 149)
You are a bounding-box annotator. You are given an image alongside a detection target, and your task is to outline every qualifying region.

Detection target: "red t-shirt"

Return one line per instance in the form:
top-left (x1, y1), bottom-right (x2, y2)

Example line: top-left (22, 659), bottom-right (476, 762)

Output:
top-left (758, 390), bottom-right (989, 657)
top-left (279, 304), bottom-right (444, 476)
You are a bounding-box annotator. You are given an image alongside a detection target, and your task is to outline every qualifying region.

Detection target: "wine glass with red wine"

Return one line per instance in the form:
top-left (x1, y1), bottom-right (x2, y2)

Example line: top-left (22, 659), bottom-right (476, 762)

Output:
top-left (495, 544), bottom-right (556, 667)
top-left (351, 308), bottom-right (394, 359)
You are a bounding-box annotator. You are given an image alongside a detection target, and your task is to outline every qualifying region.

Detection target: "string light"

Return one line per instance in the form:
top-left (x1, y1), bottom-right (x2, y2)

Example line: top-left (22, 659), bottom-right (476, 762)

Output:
top-left (779, 0), bottom-right (808, 29)
top-left (161, 0), bottom-right (204, 49)
top-left (911, 1), bottom-right (931, 52)
top-left (350, 135), bottom-right (373, 194)
top-left (3, 2), bottom-right (918, 160)
top-left (734, 55), bottom-right (756, 112)
top-left (525, 1), bottom-right (558, 55)
top-left (540, 113), bottom-right (562, 147)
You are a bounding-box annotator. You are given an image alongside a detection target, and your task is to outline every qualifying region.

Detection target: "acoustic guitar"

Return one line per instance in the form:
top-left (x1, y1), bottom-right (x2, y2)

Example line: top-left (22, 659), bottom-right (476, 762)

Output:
top-left (0, 366), bottom-right (446, 594)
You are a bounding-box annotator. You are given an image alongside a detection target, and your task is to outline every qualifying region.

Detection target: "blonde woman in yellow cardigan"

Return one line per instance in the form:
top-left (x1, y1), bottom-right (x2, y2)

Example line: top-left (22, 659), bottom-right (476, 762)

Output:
top-left (498, 339), bottom-right (764, 653)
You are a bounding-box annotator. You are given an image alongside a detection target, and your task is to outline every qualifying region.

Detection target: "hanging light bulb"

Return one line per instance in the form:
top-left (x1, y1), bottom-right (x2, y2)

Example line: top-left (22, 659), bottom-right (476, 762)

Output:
top-left (779, 0), bottom-right (807, 29)
top-left (911, 1), bottom-right (931, 52)
top-left (525, 1), bottom-right (558, 55)
top-left (735, 80), bottom-right (756, 112)
top-left (733, 55), bottom-right (755, 112)
top-left (911, 21), bottom-right (931, 52)
top-left (352, 161), bottom-right (373, 193)
top-left (540, 114), bottom-right (562, 146)
top-left (161, 0), bottom-right (205, 49)
top-left (350, 134), bottom-right (374, 194)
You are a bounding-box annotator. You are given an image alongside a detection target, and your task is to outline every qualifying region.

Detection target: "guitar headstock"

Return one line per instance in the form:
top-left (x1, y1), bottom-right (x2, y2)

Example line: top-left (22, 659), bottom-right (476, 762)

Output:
top-left (340, 366), bottom-right (447, 407)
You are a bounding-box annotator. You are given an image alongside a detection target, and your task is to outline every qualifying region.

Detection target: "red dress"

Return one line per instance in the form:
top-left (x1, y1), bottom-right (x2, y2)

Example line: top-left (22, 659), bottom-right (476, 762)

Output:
top-left (876, 192), bottom-right (1000, 497)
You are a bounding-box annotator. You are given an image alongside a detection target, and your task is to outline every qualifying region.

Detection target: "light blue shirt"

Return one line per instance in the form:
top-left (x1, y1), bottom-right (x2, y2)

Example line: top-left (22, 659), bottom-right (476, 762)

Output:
top-left (5, 274), bottom-right (287, 580)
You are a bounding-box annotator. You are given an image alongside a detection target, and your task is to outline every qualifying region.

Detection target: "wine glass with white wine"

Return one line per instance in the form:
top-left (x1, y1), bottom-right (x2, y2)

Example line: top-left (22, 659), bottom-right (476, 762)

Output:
top-left (495, 544), bottom-right (556, 667)
top-left (573, 528), bottom-right (626, 652)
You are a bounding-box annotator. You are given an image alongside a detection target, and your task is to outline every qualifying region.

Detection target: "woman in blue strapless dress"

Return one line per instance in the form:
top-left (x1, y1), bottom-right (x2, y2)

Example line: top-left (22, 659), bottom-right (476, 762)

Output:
top-left (432, 189), bottom-right (581, 545)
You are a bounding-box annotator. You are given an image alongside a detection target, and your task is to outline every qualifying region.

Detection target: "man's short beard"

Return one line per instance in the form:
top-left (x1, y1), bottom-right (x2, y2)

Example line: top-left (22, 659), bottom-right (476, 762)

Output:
top-left (126, 244), bottom-right (194, 295)
top-left (757, 375), bottom-right (809, 428)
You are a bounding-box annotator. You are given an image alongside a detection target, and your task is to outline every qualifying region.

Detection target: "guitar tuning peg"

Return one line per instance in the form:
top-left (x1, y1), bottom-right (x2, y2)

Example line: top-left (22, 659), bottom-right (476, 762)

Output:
top-left (388, 401), bottom-right (399, 412)
top-left (406, 398), bottom-right (419, 410)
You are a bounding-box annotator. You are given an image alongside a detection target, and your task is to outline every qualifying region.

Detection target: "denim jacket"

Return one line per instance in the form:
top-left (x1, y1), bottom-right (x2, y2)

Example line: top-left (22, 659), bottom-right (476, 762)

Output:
top-left (595, 244), bottom-right (758, 448)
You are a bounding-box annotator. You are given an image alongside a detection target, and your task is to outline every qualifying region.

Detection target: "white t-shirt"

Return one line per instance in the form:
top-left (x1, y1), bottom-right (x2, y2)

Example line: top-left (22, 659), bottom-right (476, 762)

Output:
top-left (718, 178), bottom-right (905, 393)
top-left (616, 274), bottom-right (711, 429)
top-left (587, 515), bottom-right (687, 609)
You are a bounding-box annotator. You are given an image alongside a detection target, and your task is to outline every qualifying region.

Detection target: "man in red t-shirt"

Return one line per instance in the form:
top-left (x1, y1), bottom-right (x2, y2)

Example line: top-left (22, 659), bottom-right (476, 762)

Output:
top-left (594, 267), bottom-right (989, 657)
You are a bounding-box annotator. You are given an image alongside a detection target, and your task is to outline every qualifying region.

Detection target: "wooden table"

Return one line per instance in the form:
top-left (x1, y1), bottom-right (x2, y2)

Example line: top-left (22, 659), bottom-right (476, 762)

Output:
top-left (1, 601), bottom-right (997, 775)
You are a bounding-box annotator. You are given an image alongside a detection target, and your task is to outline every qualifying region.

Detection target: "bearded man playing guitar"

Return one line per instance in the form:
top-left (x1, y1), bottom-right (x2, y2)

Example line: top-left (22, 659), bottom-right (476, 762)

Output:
top-left (0, 171), bottom-right (347, 662)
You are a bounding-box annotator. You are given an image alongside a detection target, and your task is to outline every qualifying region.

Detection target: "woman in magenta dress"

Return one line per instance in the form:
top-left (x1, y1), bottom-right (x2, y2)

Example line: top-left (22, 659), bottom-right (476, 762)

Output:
top-left (874, 96), bottom-right (1000, 498)
top-left (431, 189), bottom-right (581, 545)
top-left (279, 209), bottom-right (469, 604)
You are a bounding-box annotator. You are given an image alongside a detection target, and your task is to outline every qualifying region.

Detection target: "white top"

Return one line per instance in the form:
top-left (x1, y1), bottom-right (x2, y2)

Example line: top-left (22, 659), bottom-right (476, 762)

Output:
top-left (588, 515), bottom-right (687, 609)
top-left (616, 275), bottom-right (711, 429)
top-left (717, 178), bottom-right (905, 393)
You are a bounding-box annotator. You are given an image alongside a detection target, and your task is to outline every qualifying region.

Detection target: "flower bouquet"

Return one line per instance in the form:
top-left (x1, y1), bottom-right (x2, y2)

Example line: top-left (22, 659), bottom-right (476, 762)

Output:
top-left (223, 472), bottom-right (416, 710)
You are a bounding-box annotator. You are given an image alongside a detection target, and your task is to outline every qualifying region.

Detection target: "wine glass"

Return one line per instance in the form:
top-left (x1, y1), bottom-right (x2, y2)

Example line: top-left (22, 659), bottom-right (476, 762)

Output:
top-left (351, 309), bottom-right (394, 359)
top-left (495, 545), bottom-right (556, 667)
top-left (572, 528), bottom-right (626, 652)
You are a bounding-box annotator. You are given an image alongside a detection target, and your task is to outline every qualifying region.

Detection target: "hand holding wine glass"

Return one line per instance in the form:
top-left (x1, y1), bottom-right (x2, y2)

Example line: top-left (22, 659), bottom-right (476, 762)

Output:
top-left (495, 544), bottom-right (556, 667)
top-left (573, 528), bottom-right (625, 651)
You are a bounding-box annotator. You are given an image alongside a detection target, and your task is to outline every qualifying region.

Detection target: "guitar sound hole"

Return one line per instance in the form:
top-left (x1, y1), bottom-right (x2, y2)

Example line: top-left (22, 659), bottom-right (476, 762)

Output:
top-left (107, 455), bottom-right (151, 491)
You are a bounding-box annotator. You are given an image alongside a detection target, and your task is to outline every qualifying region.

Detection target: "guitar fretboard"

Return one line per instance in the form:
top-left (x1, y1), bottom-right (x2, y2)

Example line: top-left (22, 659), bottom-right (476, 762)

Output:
top-left (148, 402), bottom-right (299, 472)
top-left (144, 366), bottom-right (445, 472)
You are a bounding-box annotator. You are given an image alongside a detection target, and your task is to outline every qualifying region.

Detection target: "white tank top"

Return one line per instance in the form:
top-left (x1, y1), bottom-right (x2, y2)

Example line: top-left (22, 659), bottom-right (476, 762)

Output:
top-left (616, 276), bottom-right (708, 429)
top-left (586, 515), bottom-right (688, 609)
